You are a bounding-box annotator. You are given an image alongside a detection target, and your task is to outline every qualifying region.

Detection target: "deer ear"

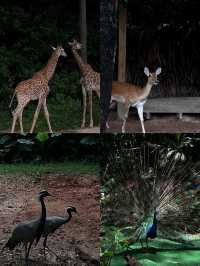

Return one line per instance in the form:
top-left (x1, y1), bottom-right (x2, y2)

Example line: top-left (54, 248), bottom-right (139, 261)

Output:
top-left (51, 46), bottom-right (56, 50)
top-left (144, 67), bottom-right (150, 77)
top-left (156, 67), bottom-right (162, 75)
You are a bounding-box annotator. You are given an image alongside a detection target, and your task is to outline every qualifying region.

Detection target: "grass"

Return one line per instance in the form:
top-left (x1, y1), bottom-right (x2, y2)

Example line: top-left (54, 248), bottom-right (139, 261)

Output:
top-left (0, 161), bottom-right (99, 175)
top-left (109, 238), bottom-right (200, 266)
top-left (0, 97), bottom-right (99, 132)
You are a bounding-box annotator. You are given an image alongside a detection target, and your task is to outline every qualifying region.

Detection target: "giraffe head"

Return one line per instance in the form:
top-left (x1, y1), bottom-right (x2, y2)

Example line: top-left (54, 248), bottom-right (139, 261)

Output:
top-left (51, 46), bottom-right (67, 57)
top-left (68, 40), bottom-right (82, 51)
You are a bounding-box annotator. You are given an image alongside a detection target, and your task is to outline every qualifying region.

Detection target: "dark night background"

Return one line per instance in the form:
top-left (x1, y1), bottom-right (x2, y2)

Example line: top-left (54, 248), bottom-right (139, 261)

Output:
top-left (117, 0), bottom-right (200, 98)
top-left (0, 0), bottom-right (99, 106)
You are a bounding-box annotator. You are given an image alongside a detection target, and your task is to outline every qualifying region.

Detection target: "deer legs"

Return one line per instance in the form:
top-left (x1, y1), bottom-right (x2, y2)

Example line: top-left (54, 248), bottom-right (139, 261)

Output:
top-left (117, 102), bottom-right (130, 133)
top-left (136, 103), bottom-right (145, 134)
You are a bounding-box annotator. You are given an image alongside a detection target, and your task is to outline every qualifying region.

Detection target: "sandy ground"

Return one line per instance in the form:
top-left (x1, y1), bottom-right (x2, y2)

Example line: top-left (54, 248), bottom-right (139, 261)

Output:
top-left (107, 111), bottom-right (200, 133)
top-left (0, 173), bottom-right (100, 265)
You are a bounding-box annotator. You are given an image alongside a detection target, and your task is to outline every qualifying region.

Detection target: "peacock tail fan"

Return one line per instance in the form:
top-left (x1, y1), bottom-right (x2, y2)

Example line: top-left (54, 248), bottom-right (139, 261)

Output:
top-left (102, 142), bottom-right (200, 242)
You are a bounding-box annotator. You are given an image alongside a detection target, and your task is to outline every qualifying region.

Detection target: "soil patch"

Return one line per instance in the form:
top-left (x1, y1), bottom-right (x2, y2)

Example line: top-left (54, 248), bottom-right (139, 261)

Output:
top-left (0, 173), bottom-right (100, 265)
top-left (107, 112), bottom-right (200, 133)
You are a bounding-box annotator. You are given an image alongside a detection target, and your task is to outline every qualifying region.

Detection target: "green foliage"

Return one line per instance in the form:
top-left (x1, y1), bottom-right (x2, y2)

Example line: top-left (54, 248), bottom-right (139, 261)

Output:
top-left (0, 1), bottom-right (99, 110)
top-left (0, 134), bottom-right (100, 163)
top-left (101, 135), bottom-right (200, 266)
top-left (0, 161), bottom-right (98, 175)
top-left (0, 96), bottom-right (99, 131)
top-left (101, 226), bottom-right (131, 266)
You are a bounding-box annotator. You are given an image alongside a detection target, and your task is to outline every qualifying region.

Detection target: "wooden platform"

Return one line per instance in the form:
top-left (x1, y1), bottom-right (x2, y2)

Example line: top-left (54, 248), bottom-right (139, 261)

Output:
top-left (144, 97), bottom-right (200, 119)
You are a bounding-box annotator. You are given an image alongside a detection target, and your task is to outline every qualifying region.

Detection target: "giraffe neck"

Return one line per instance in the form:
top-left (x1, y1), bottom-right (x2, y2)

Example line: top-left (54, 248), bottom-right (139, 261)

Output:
top-left (72, 49), bottom-right (87, 76)
top-left (39, 50), bottom-right (60, 81)
top-left (64, 210), bottom-right (72, 224)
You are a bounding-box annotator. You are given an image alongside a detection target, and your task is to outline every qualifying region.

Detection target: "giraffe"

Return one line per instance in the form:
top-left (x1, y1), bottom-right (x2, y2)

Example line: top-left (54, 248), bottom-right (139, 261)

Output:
top-left (9, 46), bottom-right (67, 134)
top-left (68, 40), bottom-right (100, 128)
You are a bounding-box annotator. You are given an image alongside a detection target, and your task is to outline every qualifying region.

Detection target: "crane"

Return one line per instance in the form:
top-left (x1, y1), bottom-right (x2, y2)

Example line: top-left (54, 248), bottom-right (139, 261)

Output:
top-left (4, 190), bottom-right (51, 265)
top-left (42, 206), bottom-right (77, 255)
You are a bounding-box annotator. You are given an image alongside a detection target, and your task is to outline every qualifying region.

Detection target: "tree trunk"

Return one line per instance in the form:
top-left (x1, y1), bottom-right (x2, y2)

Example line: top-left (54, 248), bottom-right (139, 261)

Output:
top-left (80, 0), bottom-right (87, 63)
top-left (100, 0), bottom-right (118, 132)
top-left (118, 3), bottom-right (127, 82)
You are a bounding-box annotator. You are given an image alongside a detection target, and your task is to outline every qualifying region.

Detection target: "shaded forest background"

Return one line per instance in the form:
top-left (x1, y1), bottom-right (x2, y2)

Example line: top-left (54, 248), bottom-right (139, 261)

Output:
top-left (0, 0), bottom-right (99, 129)
top-left (119, 0), bottom-right (200, 97)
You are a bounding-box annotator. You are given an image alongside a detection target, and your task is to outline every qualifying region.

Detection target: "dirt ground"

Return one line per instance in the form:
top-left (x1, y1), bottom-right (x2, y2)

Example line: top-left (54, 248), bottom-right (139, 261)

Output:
top-left (107, 111), bottom-right (200, 133)
top-left (63, 127), bottom-right (100, 133)
top-left (0, 173), bottom-right (100, 265)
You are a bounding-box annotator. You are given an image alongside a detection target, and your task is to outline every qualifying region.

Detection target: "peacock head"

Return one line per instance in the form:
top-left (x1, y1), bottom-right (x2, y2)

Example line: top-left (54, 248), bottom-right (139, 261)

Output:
top-left (38, 190), bottom-right (52, 200)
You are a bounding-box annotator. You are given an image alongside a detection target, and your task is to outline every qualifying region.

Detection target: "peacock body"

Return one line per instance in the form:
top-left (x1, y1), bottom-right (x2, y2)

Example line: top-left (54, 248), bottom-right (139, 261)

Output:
top-left (103, 143), bottom-right (200, 248)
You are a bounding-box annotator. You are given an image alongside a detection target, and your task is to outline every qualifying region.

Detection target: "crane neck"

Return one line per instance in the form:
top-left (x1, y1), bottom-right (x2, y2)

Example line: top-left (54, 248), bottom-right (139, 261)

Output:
top-left (64, 210), bottom-right (73, 224)
top-left (35, 196), bottom-right (47, 245)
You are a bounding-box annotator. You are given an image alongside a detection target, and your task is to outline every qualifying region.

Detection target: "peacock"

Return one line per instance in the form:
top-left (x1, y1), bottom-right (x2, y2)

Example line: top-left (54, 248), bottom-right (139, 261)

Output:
top-left (102, 142), bottom-right (200, 249)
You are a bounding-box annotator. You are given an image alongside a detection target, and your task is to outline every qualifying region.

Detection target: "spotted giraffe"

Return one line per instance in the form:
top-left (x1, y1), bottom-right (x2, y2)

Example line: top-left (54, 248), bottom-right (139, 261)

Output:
top-left (68, 40), bottom-right (100, 128)
top-left (10, 46), bottom-right (67, 134)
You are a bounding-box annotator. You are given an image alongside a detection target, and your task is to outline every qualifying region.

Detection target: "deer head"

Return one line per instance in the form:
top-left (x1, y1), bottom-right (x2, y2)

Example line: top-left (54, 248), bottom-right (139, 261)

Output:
top-left (144, 67), bottom-right (162, 86)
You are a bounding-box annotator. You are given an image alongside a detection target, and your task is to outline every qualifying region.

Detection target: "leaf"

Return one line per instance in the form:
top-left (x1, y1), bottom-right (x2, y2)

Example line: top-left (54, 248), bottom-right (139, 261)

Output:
top-left (36, 132), bottom-right (49, 143)
top-left (80, 136), bottom-right (97, 145)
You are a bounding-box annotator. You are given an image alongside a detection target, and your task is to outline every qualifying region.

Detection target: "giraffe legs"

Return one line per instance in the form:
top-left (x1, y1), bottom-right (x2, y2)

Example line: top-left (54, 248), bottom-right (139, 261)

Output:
top-left (81, 85), bottom-right (87, 128)
top-left (30, 99), bottom-right (43, 133)
top-left (43, 99), bottom-right (53, 133)
top-left (11, 100), bottom-right (28, 134)
top-left (11, 112), bottom-right (19, 133)
top-left (19, 109), bottom-right (25, 135)
top-left (89, 88), bottom-right (93, 128)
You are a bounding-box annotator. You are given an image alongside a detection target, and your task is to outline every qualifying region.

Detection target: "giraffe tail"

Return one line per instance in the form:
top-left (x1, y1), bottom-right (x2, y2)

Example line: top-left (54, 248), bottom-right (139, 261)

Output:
top-left (9, 91), bottom-right (16, 111)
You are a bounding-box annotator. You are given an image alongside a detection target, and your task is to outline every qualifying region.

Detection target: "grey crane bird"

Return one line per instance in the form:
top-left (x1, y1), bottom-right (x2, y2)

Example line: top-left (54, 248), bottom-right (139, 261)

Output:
top-left (42, 206), bottom-right (77, 255)
top-left (4, 190), bottom-right (51, 265)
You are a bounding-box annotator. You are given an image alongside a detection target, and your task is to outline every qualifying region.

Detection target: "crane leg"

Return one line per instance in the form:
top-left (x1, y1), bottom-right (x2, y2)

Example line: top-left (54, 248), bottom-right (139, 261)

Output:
top-left (25, 241), bottom-right (33, 265)
top-left (24, 243), bottom-right (28, 264)
top-left (43, 236), bottom-right (48, 258)
top-left (46, 246), bottom-right (60, 259)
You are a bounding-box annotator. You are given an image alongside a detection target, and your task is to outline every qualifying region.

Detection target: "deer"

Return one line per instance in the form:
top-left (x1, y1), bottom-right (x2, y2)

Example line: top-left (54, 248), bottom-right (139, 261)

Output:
top-left (107, 66), bottom-right (162, 133)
